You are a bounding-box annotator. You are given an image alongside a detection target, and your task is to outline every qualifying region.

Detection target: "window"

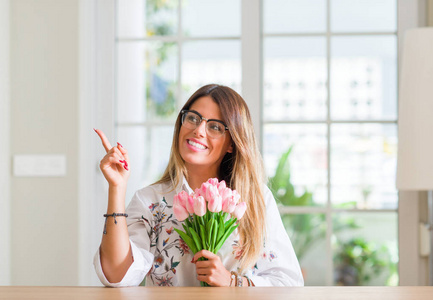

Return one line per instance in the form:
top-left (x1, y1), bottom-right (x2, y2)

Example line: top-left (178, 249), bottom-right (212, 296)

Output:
top-left (262, 0), bottom-right (398, 285)
top-left (116, 0), bottom-right (241, 203)
top-left (107, 0), bottom-right (410, 286)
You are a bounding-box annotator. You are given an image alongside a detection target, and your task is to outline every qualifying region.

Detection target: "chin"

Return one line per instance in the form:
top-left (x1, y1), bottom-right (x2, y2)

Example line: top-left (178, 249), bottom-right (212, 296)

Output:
top-left (182, 155), bottom-right (208, 167)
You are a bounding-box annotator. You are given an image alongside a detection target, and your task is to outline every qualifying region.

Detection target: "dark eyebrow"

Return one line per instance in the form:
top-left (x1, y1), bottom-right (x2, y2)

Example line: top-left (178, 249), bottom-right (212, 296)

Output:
top-left (189, 110), bottom-right (203, 119)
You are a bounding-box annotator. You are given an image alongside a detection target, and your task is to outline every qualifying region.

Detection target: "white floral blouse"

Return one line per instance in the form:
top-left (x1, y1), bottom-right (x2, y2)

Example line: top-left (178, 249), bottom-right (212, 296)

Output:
top-left (94, 177), bottom-right (304, 287)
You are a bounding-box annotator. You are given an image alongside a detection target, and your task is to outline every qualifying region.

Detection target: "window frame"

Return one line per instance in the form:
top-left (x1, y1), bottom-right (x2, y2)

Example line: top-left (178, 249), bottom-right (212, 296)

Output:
top-left (260, 0), bottom-right (399, 286)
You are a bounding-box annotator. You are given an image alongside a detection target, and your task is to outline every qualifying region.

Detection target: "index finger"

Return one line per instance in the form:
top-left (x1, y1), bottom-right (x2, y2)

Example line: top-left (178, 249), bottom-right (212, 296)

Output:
top-left (192, 250), bottom-right (217, 263)
top-left (94, 129), bottom-right (112, 153)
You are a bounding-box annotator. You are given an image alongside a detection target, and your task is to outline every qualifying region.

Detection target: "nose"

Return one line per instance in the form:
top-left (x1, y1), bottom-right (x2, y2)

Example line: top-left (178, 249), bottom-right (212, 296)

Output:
top-left (193, 120), bottom-right (207, 138)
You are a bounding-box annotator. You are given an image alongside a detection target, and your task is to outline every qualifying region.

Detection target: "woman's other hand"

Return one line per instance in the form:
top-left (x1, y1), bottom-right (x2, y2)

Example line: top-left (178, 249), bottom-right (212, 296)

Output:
top-left (192, 250), bottom-right (232, 287)
top-left (94, 129), bottom-right (130, 187)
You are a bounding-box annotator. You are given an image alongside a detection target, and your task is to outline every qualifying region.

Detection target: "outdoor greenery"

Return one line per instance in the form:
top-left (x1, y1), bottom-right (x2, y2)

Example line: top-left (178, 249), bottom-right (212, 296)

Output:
top-left (145, 0), bottom-right (177, 119)
top-left (269, 146), bottom-right (358, 261)
top-left (269, 145), bottom-right (397, 285)
top-left (333, 238), bottom-right (395, 286)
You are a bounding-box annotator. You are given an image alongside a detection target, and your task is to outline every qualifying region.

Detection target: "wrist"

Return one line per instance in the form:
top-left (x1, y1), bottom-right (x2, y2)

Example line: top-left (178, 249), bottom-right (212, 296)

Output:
top-left (107, 185), bottom-right (127, 211)
top-left (108, 184), bottom-right (127, 197)
top-left (109, 182), bottom-right (127, 191)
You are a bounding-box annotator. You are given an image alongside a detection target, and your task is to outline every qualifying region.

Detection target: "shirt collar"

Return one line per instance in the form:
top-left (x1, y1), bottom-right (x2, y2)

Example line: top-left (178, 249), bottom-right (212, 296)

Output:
top-left (174, 173), bottom-right (194, 195)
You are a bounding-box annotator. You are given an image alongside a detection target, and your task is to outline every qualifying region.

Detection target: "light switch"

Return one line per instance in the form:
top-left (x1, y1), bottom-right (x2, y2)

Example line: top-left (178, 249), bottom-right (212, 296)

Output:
top-left (13, 154), bottom-right (67, 177)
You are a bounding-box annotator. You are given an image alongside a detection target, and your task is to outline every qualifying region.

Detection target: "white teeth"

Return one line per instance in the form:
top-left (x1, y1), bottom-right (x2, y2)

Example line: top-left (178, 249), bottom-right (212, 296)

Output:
top-left (188, 140), bottom-right (206, 150)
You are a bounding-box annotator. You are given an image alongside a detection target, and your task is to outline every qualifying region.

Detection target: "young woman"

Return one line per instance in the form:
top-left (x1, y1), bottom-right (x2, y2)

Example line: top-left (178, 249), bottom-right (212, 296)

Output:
top-left (94, 84), bottom-right (303, 287)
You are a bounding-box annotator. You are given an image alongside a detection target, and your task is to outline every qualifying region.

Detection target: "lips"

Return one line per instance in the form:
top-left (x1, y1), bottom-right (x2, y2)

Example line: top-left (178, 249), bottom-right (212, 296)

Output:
top-left (187, 139), bottom-right (208, 150)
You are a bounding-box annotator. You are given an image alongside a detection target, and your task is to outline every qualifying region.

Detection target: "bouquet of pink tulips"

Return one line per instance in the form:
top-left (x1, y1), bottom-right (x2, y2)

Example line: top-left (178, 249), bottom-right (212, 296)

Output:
top-left (173, 178), bottom-right (247, 286)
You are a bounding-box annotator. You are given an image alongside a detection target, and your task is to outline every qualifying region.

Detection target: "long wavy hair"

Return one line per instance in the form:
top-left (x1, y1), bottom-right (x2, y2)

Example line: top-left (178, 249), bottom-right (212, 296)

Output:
top-left (154, 84), bottom-right (266, 272)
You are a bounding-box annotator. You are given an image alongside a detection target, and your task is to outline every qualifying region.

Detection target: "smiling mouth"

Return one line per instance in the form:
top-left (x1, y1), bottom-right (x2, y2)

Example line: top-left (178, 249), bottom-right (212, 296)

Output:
top-left (187, 139), bottom-right (207, 150)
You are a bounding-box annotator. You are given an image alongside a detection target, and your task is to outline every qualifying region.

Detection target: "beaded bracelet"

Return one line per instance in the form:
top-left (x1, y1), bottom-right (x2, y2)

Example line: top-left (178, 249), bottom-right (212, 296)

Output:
top-left (103, 213), bottom-right (128, 234)
top-left (230, 271), bottom-right (237, 287)
top-left (237, 274), bottom-right (243, 287)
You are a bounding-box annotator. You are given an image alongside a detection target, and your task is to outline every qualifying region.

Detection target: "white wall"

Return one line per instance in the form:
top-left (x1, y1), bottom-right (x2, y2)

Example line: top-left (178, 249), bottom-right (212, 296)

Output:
top-left (10, 0), bottom-right (79, 285)
top-left (0, 0), bottom-right (11, 285)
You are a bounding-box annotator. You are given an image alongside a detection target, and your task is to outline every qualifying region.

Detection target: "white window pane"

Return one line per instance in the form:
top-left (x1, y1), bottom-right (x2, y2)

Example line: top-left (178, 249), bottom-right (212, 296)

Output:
top-left (117, 42), bottom-right (178, 123)
top-left (333, 212), bottom-right (398, 286)
top-left (331, 124), bottom-right (398, 209)
top-left (330, 36), bottom-right (397, 120)
top-left (118, 126), bottom-right (174, 206)
top-left (263, 0), bottom-right (326, 34)
top-left (149, 126), bottom-right (174, 182)
top-left (331, 0), bottom-right (397, 33)
top-left (117, 126), bottom-right (148, 205)
top-left (182, 0), bottom-right (240, 37)
top-left (117, 0), bottom-right (178, 37)
top-left (182, 40), bottom-right (241, 103)
top-left (264, 37), bottom-right (327, 121)
top-left (264, 124), bottom-right (328, 206)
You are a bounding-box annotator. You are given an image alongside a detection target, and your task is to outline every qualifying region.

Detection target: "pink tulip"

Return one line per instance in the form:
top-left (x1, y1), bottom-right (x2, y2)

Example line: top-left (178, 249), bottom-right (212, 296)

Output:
top-left (194, 188), bottom-right (203, 197)
top-left (232, 190), bottom-right (241, 204)
top-left (217, 180), bottom-right (226, 194)
top-left (221, 187), bottom-right (233, 211)
top-left (199, 182), bottom-right (211, 200)
top-left (186, 194), bottom-right (195, 214)
top-left (208, 194), bottom-right (222, 213)
top-left (207, 178), bottom-right (219, 186)
top-left (193, 195), bottom-right (207, 216)
top-left (220, 187), bottom-right (232, 201)
top-left (233, 202), bottom-right (247, 220)
top-left (222, 192), bottom-right (238, 214)
top-left (205, 184), bottom-right (219, 202)
top-left (177, 190), bottom-right (189, 209)
top-left (173, 195), bottom-right (189, 221)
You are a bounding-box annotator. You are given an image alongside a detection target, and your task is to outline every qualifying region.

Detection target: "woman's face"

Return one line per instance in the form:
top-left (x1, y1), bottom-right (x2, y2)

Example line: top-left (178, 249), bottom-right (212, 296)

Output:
top-left (179, 96), bottom-right (233, 173)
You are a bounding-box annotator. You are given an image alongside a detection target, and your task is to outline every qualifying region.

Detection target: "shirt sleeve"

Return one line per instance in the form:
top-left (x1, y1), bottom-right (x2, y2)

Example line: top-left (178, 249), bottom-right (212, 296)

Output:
top-left (247, 186), bottom-right (304, 287)
top-left (93, 188), bottom-right (156, 287)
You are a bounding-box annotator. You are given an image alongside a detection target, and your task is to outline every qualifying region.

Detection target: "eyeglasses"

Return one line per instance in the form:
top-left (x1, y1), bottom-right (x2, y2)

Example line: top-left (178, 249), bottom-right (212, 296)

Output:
top-left (180, 110), bottom-right (229, 139)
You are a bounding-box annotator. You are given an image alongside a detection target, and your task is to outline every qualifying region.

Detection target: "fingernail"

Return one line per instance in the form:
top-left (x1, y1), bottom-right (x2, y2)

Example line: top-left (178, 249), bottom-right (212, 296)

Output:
top-left (93, 128), bottom-right (97, 132)
top-left (119, 160), bottom-right (125, 163)
top-left (191, 258), bottom-right (195, 263)
top-left (117, 142), bottom-right (123, 148)
top-left (124, 166), bottom-right (129, 171)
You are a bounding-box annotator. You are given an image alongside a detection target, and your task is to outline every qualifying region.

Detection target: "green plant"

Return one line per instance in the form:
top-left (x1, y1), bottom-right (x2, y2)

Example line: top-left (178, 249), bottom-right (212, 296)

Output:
top-left (269, 146), bottom-right (358, 261)
top-left (269, 147), bottom-right (398, 285)
top-left (333, 237), bottom-right (395, 286)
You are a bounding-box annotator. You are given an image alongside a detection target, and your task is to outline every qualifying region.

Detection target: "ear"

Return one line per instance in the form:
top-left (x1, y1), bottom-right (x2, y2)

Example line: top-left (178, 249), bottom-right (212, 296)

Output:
top-left (227, 142), bottom-right (234, 154)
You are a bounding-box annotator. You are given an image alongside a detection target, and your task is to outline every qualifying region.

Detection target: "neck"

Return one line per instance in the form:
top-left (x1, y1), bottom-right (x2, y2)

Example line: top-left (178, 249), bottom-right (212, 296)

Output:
top-left (185, 164), bottom-right (219, 190)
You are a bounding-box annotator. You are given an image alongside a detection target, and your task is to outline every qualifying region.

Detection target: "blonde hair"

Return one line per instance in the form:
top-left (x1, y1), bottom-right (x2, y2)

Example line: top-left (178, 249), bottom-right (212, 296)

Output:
top-left (154, 84), bottom-right (266, 272)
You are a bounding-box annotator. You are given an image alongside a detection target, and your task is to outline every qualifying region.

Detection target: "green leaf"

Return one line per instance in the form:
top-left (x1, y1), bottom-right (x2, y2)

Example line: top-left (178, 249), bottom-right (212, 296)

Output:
top-left (174, 228), bottom-right (198, 253)
top-left (199, 224), bottom-right (207, 251)
top-left (215, 224), bottom-right (238, 253)
top-left (212, 219), bottom-right (218, 252)
top-left (189, 227), bottom-right (202, 251)
top-left (206, 216), bottom-right (212, 233)
top-left (217, 217), bottom-right (225, 242)
top-left (224, 218), bottom-right (237, 231)
top-left (182, 224), bottom-right (191, 237)
top-left (206, 219), bottom-right (214, 250)
top-left (185, 217), bottom-right (192, 228)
